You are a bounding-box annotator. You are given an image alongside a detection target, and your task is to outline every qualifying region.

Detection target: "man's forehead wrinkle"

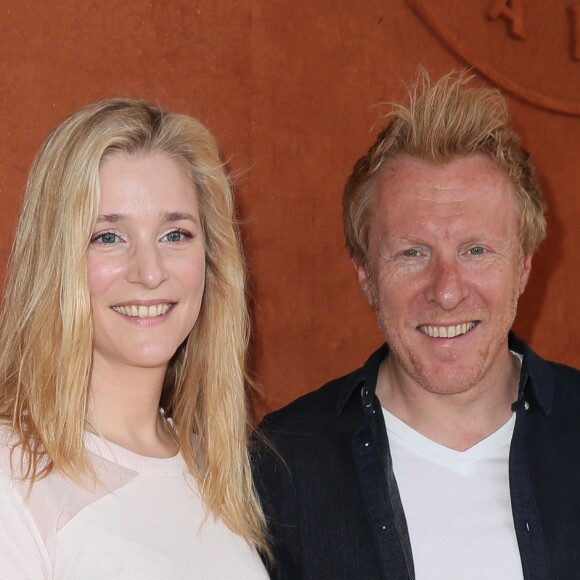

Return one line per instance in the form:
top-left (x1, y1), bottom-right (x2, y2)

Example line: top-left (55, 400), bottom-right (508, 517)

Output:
top-left (374, 214), bottom-right (513, 251)
top-left (430, 186), bottom-right (470, 195)
top-left (378, 201), bottom-right (468, 224)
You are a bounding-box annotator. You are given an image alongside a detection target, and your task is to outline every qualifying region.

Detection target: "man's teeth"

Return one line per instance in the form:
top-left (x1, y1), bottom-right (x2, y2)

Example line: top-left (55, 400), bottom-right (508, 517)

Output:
top-left (419, 322), bottom-right (476, 338)
top-left (112, 304), bottom-right (171, 318)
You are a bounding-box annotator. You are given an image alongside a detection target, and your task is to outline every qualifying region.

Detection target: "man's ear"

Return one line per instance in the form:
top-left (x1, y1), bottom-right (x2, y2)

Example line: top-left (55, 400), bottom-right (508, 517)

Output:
top-left (354, 258), bottom-right (373, 306)
top-left (519, 253), bottom-right (533, 295)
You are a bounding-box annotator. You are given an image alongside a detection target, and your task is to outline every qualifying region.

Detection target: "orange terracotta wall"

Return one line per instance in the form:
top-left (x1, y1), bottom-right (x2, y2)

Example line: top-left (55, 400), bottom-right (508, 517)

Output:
top-left (0, 1), bottom-right (578, 416)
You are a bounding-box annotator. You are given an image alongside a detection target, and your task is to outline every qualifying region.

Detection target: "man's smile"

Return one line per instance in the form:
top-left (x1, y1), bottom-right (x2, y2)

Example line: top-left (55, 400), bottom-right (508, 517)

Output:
top-left (417, 321), bottom-right (478, 338)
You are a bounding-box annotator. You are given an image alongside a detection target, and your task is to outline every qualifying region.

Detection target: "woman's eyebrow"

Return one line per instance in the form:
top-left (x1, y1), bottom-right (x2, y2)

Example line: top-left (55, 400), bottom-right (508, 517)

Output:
top-left (95, 211), bottom-right (197, 223)
top-left (161, 211), bottom-right (197, 223)
top-left (96, 213), bottom-right (127, 223)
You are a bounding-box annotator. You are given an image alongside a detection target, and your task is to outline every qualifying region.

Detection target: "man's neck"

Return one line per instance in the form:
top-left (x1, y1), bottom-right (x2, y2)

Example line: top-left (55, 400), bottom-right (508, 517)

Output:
top-left (376, 352), bottom-right (521, 451)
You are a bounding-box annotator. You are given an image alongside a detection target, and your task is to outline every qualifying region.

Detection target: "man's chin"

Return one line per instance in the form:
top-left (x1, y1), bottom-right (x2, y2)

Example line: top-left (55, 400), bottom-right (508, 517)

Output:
top-left (401, 356), bottom-right (483, 396)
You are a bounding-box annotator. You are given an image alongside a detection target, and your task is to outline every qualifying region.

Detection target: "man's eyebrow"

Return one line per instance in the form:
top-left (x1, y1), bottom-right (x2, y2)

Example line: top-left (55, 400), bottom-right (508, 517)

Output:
top-left (378, 234), bottom-right (426, 247)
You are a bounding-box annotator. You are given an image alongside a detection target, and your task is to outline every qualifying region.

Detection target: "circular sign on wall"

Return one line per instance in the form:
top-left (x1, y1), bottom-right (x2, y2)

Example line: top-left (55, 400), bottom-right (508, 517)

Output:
top-left (407, 0), bottom-right (580, 116)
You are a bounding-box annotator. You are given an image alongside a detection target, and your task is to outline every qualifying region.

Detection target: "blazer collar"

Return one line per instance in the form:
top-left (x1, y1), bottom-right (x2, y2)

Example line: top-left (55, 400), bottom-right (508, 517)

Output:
top-left (336, 344), bottom-right (387, 416)
top-left (509, 332), bottom-right (553, 415)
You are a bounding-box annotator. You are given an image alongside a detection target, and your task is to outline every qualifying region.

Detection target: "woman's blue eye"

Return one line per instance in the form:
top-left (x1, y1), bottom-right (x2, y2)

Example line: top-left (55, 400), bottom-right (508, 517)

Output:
top-left (97, 232), bottom-right (118, 244)
top-left (163, 230), bottom-right (192, 242)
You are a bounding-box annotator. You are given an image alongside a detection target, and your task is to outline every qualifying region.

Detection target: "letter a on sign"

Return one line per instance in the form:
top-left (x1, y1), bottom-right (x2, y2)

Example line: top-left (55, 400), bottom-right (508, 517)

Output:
top-left (487, 0), bottom-right (526, 39)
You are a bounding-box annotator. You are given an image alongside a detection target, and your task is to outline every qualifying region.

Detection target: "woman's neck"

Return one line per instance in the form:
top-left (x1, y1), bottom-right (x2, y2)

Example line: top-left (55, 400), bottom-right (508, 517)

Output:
top-left (87, 356), bottom-right (178, 458)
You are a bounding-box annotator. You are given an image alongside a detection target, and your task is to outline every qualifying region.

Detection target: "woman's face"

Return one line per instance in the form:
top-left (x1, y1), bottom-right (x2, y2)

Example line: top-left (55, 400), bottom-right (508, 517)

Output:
top-left (88, 152), bottom-right (206, 374)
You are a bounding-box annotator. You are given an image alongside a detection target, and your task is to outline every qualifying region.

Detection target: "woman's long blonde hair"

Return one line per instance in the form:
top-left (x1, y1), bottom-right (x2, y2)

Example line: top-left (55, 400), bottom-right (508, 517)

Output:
top-left (0, 97), bottom-right (268, 552)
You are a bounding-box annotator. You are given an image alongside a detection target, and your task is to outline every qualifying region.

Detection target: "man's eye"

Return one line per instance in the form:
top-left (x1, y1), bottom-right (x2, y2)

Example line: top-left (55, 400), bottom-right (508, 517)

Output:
top-left (93, 232), bottom-right (119, 244)
top-left (468, 246), bottom-right (486, 255)
top-left (403, 249), bottom-right (419, 257)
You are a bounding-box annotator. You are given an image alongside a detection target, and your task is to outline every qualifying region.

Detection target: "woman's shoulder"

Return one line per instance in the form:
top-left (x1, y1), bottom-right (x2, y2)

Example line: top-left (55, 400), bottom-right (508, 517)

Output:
top-left (0, 423), bottom-right (55, 575)
top-left (0, 421), bottom-right (23, 480)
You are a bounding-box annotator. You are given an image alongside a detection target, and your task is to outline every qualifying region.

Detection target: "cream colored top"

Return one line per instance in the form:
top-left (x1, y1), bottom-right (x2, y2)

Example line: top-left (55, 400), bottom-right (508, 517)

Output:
top-left (0, 426), bottom-right (268, 579)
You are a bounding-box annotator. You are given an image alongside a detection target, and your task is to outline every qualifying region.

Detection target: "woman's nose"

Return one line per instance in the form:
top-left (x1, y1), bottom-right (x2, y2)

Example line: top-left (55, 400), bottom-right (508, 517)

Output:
top-left (126, 242), bottom-right (168, 289)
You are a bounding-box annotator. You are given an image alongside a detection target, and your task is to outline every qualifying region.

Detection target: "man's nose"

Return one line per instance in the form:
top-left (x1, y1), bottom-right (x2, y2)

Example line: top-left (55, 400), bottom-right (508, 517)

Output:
top-left (424, 255), bottom-right (468, 310)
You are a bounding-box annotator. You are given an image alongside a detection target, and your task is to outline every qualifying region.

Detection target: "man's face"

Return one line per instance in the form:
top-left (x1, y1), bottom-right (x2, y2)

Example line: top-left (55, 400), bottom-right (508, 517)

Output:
top-left (356, 154), bottom-right (532, 396)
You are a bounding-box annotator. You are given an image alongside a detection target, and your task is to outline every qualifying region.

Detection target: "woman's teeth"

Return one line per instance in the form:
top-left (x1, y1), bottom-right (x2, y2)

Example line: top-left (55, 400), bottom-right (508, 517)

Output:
top-left (112, 304), bottom-right (171, 318)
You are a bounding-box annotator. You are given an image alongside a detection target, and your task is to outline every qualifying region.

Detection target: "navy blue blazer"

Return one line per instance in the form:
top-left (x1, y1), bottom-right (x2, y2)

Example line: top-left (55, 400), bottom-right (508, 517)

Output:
top-left (253, 334), bottom-right (580, 579)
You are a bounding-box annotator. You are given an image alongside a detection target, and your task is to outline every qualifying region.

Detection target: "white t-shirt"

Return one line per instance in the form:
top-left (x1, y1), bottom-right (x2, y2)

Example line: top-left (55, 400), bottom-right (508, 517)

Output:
top-left (383, 408), bottom-right (523, 580)
top-left (0, 426), bottom-right (268, 579)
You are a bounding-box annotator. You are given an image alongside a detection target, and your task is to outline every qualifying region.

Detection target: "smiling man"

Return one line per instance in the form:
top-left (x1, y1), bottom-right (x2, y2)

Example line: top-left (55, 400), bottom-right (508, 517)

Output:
top-left (254, 72), bottom-right (580, 579)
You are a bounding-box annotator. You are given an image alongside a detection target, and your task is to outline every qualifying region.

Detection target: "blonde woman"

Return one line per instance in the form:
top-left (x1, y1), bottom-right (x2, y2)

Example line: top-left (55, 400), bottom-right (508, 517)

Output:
top-left (0, 98), bottom-right (269, 578)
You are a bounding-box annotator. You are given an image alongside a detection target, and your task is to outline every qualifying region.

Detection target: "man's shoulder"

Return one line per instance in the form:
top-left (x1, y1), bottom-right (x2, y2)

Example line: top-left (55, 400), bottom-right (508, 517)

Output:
top-left (542, 357), bottom-right (580, 405)
top-left (546, 358), bottom-right (580, 380)
top-left (259, 345), bottom-right (384, 440)
top-left (518, 334), bottom-right (580, 383)
top-left (261, 368), bottom-right (357, 433)
top-left (515, 333), bottom-right (580, 417)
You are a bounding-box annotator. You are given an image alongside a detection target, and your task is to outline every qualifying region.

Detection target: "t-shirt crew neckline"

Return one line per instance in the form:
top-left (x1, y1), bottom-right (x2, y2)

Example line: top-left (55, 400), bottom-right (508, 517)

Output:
top-left (382, 408), bottom-right (516, 469)
top-left (83, 431), bottom-right (185, 477)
